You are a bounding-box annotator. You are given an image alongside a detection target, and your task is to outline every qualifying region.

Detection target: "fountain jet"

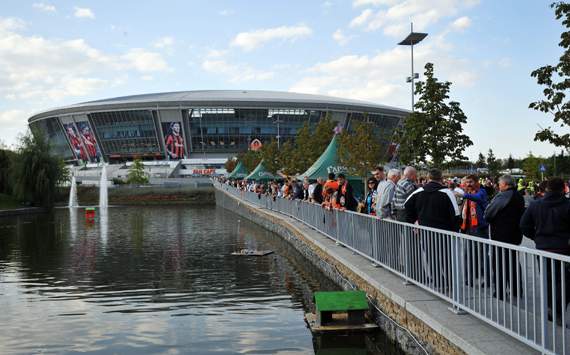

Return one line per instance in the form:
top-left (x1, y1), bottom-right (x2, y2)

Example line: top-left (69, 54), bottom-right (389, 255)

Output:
top-left (68, 175), bottom-right (78, 208)
top-left (99, 164), bottom-right (108, 208)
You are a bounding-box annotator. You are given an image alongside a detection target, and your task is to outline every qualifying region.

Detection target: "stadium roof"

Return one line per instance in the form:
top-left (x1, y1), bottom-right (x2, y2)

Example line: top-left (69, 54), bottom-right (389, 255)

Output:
top-left (28, 90), bottom-right (409, 123)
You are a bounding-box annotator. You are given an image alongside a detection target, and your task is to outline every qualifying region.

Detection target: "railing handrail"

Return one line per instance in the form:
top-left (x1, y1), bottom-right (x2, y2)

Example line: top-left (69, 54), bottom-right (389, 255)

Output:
top-left (215, 181), bottom-right (570, 355)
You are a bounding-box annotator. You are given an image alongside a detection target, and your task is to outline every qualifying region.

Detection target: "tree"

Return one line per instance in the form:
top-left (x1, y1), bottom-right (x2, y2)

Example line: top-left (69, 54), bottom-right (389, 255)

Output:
top-left (395, 63), bottom-right (473, 167)
top-left (506, 154), bottom-right (516, 169)
top-left (224, 158), bottom-right (237, 173)
top-left (475, 153), bottom-right (486, 168)
top-left (0, 149), bottom-right (16, 195)
top-left (486, 149), bottom-right (501, 177)
top-left (127, 158), bottom-right (149, 184)
top-left (530, 2), bottom-right (570, 149)
top-left (11, 131), bottom-right (66, 207)
top-left (522, 152), bottom-right (542, 180)
top-left (260, 140), bottom-right (282, 174)
top-left (236, 149), bottom-right (262, 173)
top-left (311, 113), bottom-right (336, 158)
top-left (339, 121), bottom-right (383, 192)
top-left (290, 122), bottom-right (314, 173)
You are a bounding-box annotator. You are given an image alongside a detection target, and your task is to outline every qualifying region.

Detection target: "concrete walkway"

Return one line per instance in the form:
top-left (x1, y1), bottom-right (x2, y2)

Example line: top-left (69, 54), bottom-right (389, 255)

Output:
top-left (218, 188), bottom-right (539, 354)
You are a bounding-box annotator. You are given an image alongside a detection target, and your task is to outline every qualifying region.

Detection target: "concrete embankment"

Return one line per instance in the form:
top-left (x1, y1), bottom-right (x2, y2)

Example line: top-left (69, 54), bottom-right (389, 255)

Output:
top-left (74, 184), bottom-right (214, 206)
top-left (215, 188), bottom-right (538, 355)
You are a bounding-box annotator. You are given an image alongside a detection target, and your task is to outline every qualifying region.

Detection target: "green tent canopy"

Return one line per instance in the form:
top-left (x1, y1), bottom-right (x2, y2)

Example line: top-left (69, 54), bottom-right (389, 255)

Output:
top-left (297, 135), bottom-right (360, 182)
top-left (227, 161), bottom-right (248, 179)
top-left (244, 160), bottom-right (276, 182)
top-left (297, 135), bottom-right (364, 197)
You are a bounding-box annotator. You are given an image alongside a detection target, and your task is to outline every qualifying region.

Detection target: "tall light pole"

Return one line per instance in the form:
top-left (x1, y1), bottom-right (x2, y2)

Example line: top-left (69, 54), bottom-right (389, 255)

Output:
top-left (398, 23), bottom-right (427, 112)
top-left (273, 118), bottom-right (282, 149)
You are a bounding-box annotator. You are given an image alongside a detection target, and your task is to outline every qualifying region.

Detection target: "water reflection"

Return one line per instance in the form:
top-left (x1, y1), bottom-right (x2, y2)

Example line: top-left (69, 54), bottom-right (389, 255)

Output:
top-left (0, 206), bottom-right (401, 354)
top-left (99, 207), bottom-right (108, 248)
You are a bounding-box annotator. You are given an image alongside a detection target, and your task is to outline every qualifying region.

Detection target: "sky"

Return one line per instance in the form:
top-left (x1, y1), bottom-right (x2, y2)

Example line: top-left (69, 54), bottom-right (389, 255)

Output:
top-left (0, 0), bottom-right (566, 160)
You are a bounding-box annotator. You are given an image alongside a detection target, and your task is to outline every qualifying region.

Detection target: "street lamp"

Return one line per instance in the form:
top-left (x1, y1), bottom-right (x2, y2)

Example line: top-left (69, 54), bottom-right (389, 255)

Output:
top-left (398, 23), bottom-right (427, 112)
top-left (273, 118), bottom-right (282, 149)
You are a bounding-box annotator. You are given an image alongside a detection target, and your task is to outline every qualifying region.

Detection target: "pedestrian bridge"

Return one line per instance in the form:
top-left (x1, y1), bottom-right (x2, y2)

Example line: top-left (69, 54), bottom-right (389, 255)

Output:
top-left (214, 182), bottom-right (569, 355)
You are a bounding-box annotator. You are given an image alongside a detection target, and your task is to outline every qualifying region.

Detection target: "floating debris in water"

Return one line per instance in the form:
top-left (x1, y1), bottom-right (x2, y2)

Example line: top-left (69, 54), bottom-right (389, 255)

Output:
top-left (231, 249), bottom-right (273, 256)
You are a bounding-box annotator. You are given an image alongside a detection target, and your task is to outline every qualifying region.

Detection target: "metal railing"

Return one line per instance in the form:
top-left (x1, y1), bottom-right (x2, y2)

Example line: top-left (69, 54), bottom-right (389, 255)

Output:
top-left (215, 182), bottom-right (570, 354)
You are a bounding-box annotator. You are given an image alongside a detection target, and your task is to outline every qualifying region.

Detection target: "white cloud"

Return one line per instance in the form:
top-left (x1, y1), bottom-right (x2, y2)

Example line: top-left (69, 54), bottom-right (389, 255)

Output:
top-left (219, 9), bottom-right (234, 16)
top-left (122, 49), bottom-right (170, 72)
top-left (497, 57), bottom-right (512, 68)
top-left (152, 36), bottom-right (175, 49)
top-left (0, 17), bottom-right (170, 102)
top-left (451, 16), bottom-right (471, 31)
top-left (349, 0), bottom-right (479, 37)
top-left (322, 1), bottom-right (333, 7)
top-left (353, 0), bottom-right (399, 6)
top-left (350, 9), bottom-right (373, 28)
top-left (205, 49), bottom-right (228, 58)
top-left (290, 37), bottom-right (476, 105)
top-left (33, 3), bottom-right (56, 13)
top-left (74, 7), bottom-right (95, 19)
top-left (231, 24), bottom-right (312, 51)
top-left (332, 29), bottom-right (351, 46)
top-left (0, 109), bottom-right (31, 127)
top-left (202, 59), bottom-right (274, 82)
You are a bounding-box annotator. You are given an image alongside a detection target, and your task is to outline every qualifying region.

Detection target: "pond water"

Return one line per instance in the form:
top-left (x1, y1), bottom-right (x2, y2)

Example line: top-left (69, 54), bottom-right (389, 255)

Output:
top-left (0, 206), bottom-right (402, 354)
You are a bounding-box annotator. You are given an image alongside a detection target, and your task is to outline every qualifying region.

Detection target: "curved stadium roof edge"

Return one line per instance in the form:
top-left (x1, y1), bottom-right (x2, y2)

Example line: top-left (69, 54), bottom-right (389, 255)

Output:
top-left (28, 90), bottom-right (410, 123)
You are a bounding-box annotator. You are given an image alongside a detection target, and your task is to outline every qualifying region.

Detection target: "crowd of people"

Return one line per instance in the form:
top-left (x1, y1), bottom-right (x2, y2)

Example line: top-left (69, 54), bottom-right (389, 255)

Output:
top-left (219, 166), bottom-right (570, 320)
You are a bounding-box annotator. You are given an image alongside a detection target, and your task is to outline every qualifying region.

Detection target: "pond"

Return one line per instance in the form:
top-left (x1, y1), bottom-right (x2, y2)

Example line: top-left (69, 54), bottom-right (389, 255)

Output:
top-left (0, 206), bottom-right (401, 354)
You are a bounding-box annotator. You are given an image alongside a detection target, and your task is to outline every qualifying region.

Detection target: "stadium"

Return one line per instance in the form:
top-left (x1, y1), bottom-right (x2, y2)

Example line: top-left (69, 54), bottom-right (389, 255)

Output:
top-left (28, 90), bottom-right (409, 177)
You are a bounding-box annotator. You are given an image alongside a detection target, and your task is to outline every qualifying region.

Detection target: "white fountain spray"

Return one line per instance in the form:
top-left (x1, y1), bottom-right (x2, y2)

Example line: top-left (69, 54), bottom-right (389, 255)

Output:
top-left (68, 174), bottom-right (78, 208)
top-left (99, 164), bottom-right (108, 208)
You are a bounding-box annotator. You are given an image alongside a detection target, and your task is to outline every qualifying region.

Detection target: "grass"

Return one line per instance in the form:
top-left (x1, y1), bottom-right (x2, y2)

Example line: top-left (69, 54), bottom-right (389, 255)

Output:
top-left (0, 193), bottom-right (21, 210)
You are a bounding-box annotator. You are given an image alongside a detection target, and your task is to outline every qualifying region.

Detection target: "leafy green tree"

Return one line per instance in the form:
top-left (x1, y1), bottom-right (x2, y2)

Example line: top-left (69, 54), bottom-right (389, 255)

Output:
top-left (0, 149), bottom-right (16, 195)
top-left (339, 121), bottom-right (383, 191)
top-left (127, 158), bottom-right (149, 184)
top-left (236, 149), bottom-right (262, 173)
top-left (475, 153), bottom-right (486, 168)
top-left (530, 2), bottom-right (570, 149)
top-left (522, 152), bottom-right (543, 180)
top-left (506, 154), bottom-right (516, 169)
top-left (291, 122), bottom-right (314, 173)
top-left (224, 158), bottom-right (237, 173)
top-left (11, 131), bottom-right (66, 207)
top-left (260, 140), bottom-right (282, 174)
top-left (279, 141), bottom-right (297, 175)
top-left (395, 63), bottom-right (473, 167)
top-left (486, 149), bottom-right (501, 177)
top-left (312, 113), bottom-right (337, 155)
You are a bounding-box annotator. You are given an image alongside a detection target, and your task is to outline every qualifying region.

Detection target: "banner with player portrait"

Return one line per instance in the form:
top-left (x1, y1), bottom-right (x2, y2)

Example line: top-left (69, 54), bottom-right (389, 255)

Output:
top-left (63, 122), bottom-right (88, 161)
top-left (162, 121), bottom-right (185, 160)
top-left (76, 121), bottom-right (101, 162)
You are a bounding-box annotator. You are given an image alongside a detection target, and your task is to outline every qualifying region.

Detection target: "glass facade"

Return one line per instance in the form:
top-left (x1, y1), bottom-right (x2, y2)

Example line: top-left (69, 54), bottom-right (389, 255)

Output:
top-left (347, 112), bottom-right (401, 159)
top-left (88, 110), bottom-right (161, 157)
top-left (30, 117), bottom-right (74, 160)
top-left (31, 102), bottom-right (406, 162)
top-left (189, 108), bottom-right (321, 154)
